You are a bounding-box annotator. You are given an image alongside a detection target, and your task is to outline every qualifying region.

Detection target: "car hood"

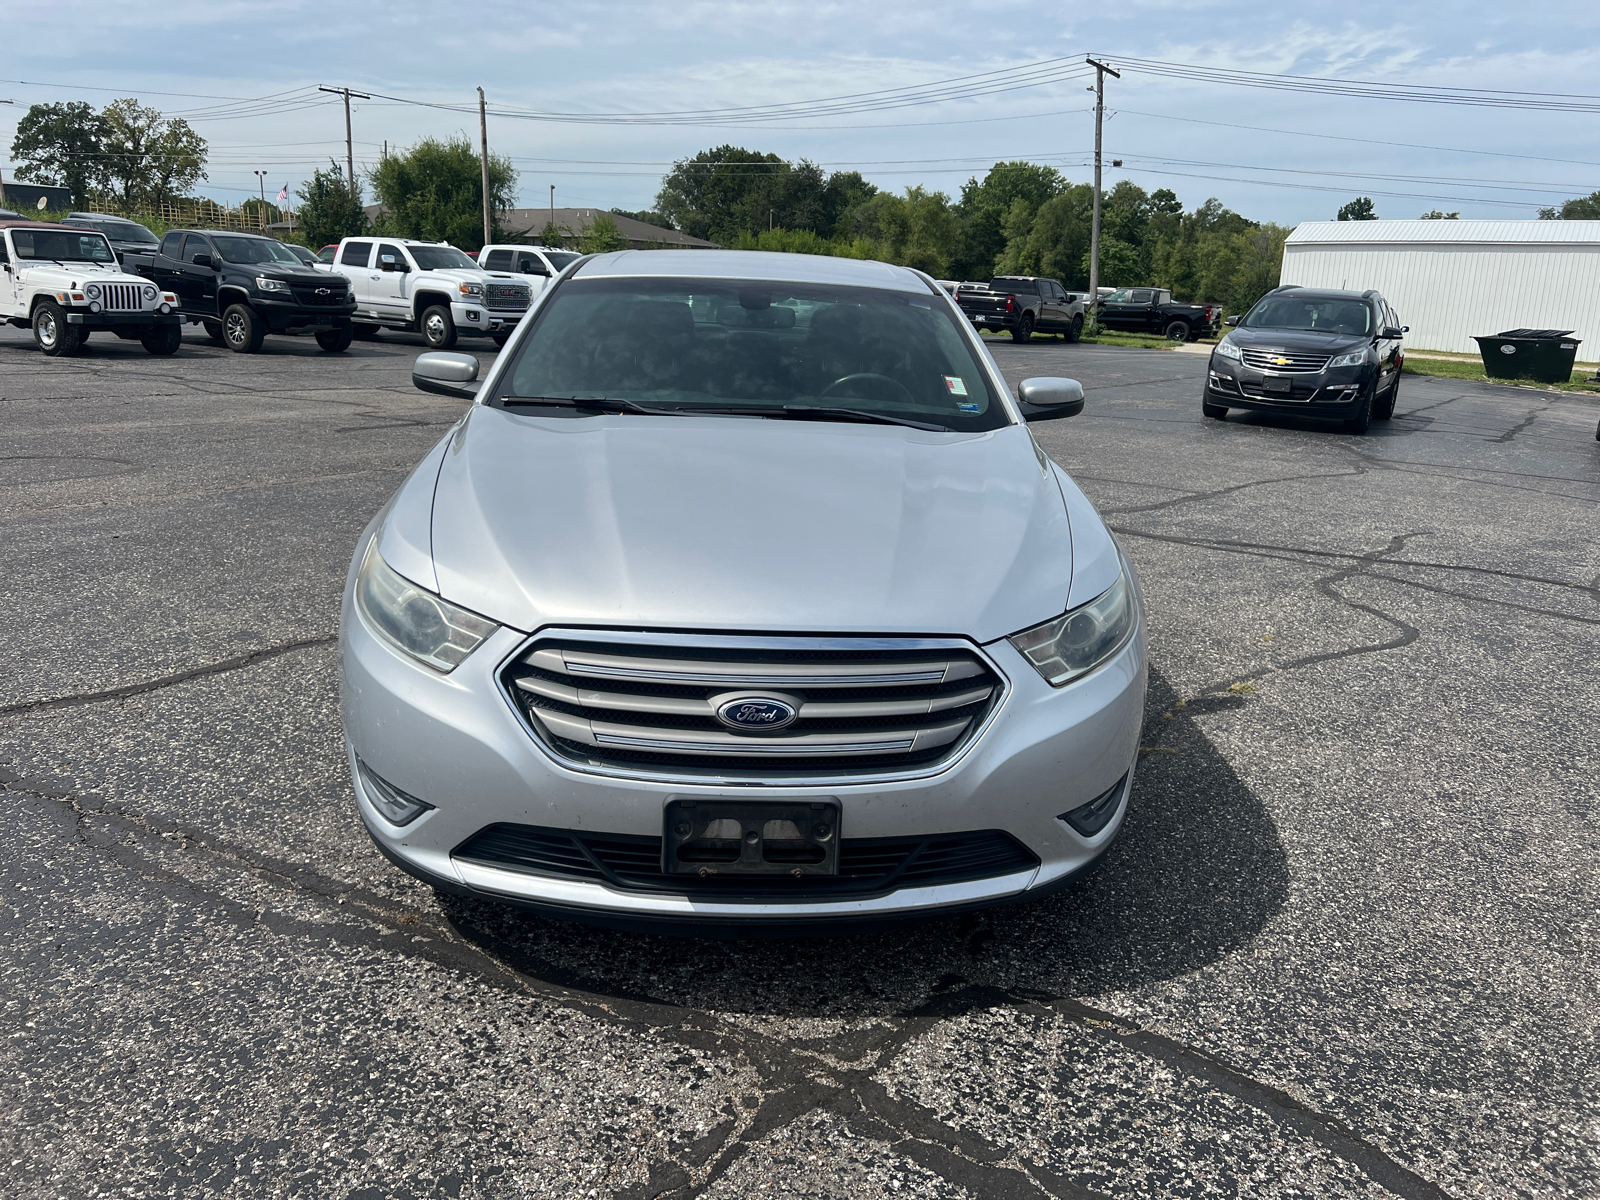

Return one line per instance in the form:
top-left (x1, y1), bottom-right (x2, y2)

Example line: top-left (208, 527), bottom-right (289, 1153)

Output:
top-left (1225, 325), bottom-right (1369, 354)
top-left (17, 261), bottom-right (147, 284)
top-left (240, 264), bottom-right (335, 284)
top-left (423, 407), bottom-right (1078, 641)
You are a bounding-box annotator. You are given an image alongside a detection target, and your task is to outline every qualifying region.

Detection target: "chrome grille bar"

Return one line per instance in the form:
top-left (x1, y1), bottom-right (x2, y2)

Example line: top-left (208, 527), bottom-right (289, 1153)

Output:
top-left (1240, 347), bottom-right (1331, 374)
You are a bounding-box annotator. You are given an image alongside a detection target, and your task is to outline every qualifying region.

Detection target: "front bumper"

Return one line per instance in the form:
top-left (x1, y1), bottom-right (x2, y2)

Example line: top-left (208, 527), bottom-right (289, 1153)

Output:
top-left (338, 530), bottom-right (1148, 932)
top-left (65, 310), bottom-right (182, 329)
top-left (1206, 360), bottom-right (1372, 416)
top-left (253, 296), bottom-right (357, 331)
top-left (451, 300), bottom-right (526, 336)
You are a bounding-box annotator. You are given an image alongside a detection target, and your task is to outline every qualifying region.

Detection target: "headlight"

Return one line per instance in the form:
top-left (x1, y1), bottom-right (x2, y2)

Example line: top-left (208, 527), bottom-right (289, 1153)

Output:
top-left (458, 282), bottom-right (484, 297)
top-left (1213, 338), bottom-right (1243, 361)
top-left (142, 285), bottom-right (158, 301)
top-left (355, 542), bottom-right (498, 672)
top-left (1009, 568), bottom-right (1135, 687)
top-left (1327, 348), bottom-right (1371, 368)
top-left (84, 284), bottom-right (102, 300)
top-left (255, 276), bottom-right (291, 293)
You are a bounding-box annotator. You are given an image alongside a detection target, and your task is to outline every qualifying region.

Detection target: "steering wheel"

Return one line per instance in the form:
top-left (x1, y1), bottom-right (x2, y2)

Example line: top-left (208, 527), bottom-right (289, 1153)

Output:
top-left (821, 373), bottom-right (916, 407)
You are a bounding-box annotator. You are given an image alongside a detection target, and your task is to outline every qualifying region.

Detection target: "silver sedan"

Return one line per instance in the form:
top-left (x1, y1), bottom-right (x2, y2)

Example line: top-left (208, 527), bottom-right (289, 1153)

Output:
top-left (340, 250), bottom-right (1146, 933)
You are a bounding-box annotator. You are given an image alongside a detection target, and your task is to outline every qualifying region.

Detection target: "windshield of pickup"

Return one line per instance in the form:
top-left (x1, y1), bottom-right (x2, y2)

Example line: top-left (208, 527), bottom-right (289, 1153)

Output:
top-left (1243, 295), bottom-right (1372, 335)
top-left (11, 230), bottom-right (116, 262)
top-left (410, 245), bottom-right (479, 271)
top-left (495, 276), bottom-right (1007, 432)
top-left (214, 236), bottom-right (305, 266)
top-left (544, 251), bottom-right (580, 271)
top-left (97, 220), bottom-right (159, 244)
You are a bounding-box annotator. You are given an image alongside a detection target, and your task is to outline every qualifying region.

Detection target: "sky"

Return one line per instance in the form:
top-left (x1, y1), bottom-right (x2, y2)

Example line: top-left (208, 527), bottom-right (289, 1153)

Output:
top-left (5, 0), bottom-right (1600, 227)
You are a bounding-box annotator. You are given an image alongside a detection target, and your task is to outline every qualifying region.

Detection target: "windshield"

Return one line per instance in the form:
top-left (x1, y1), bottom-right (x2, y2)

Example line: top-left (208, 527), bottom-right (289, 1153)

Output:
top-left (11, 230), bottom-right (116, 262)
top-left (410, 245), bottom-right (479, 271)
top-left (495, 276), bottom-right (1007, 432)
top-left (544, 251), bottom-right (579, 271)
top-left (100, 220), bottom-right (159, 244)
top-left (286, 244), bottom-right (317, 264)
top-left (991, 278), bottom-right (1038, 293)
top-left (1243, 296), bottom-right (1372, 335)
top-left (214, 236), bottom-right (304, 266)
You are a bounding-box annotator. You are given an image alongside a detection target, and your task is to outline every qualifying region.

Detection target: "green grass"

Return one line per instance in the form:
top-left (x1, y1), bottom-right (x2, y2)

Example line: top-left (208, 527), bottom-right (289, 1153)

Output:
top-left (980, 330), bottom-right (1180, 350)
top-left (1402, 357), bottom-right (1600, 394)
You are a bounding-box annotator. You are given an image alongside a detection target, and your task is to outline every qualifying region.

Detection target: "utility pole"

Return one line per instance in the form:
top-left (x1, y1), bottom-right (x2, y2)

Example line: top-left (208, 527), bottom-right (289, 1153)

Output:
top-left (477, 87), bottom-right (492, 251)
top-left (253, 170), bottom-right (268, 230)
top-left (549, 184), bottom-right (555, 244)
top-left (318, 86), bottom-right (370, 200)
top-left (1085, 57), bottom-right (1120, 323)
top-left (0, 99), bottom-right (12, 208)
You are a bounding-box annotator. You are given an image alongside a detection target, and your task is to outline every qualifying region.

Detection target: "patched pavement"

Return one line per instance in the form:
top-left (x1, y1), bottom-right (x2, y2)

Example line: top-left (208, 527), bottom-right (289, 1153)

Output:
top-left (2, 325), bottom-right (1596, 1198)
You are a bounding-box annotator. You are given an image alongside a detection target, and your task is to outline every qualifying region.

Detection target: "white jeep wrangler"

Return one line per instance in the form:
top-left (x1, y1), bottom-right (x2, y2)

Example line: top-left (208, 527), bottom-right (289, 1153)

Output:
top-left (1, 220), bottom-right (182, 356)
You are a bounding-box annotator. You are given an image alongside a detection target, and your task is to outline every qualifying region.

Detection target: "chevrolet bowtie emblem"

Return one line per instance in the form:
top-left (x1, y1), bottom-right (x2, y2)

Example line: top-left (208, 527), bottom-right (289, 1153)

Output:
top-left (1271, 356), bottom-right (1291, 365)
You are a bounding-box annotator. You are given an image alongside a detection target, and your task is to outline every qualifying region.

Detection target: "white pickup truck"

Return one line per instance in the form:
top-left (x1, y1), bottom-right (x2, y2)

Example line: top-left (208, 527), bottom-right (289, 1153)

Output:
top-left (476, 244), bottom-right (581, 300)
top-left (1, 219), bottom-right (182, 356)
top-left (320, 237), bottom-right (531, 349)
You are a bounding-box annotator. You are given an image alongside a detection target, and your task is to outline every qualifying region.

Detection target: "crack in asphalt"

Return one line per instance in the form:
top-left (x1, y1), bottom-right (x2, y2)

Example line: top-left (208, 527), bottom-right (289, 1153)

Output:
top-left (0, 635), bottom-right (335, 717)
top-left (1097, 465), bottom-right (1366, 515)
top-left (0, 762), bottom-right (1447, 1200)
top-left (1494, 404), bottom-right (1549, 444)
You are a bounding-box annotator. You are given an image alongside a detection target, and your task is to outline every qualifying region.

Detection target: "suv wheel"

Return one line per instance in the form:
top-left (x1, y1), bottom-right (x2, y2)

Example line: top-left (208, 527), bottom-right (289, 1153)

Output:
top-left (1011, 314), bottom-right (1034, 344)
top-left (222, 304), bottom-right (266, 353)
top-left (1165, 320), bottom-right (1191, 342)
top-left (1202, 396), bottom-right (1228, 420)
top-left (1373, 375), bottom-right (1397, 420)
top-left (421, 304), bottom-right (457, 350)
top-left (33, 302), bottom-right (81, 357)
top-left (203, 320), bottom-right (225, 345)
top-left (316, 325), bottom-right (354, 353)
top-left (1343, 386), bottom-right (1374, 435)
top-left (1066, 314), bottom-right (1084, 343)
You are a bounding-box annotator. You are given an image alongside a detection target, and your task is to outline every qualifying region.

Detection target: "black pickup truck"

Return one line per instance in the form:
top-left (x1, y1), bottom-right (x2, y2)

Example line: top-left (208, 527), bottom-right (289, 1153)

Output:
top-left (123, 229), bottom-right (357, 353)
top-left (956, 276), bottom-right (1087, 343)
top-left (1095, 287), bottom-right (1221, 342)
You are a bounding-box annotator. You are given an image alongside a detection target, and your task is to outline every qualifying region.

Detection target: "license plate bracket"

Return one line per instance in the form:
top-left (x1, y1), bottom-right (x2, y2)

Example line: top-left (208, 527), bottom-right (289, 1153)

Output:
top-left (1263, 375), bottom-right (1293, 395)
top-left (664, 799), bottom-right (840, 877)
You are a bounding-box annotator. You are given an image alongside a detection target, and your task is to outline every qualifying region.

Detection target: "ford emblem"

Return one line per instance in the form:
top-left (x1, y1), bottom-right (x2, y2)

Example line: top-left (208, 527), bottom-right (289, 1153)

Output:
top-left (714, 696), bottom-right (798, 731)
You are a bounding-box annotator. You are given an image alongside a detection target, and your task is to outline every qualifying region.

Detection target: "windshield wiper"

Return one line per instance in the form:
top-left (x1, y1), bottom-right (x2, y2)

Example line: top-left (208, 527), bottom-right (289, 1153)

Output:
top-left (780, 405), bottom-right (949, 432)
top-left (501, 395), bottom-right (687, 417)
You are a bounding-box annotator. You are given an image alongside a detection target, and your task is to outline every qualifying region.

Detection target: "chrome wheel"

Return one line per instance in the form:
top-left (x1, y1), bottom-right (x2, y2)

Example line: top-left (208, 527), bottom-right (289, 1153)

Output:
top-left (225, 311), bottom-right (249, 346)
top-left (424, 312), bottom-right (447, 341)
top-left (36, 311), bottom-right (57, 349)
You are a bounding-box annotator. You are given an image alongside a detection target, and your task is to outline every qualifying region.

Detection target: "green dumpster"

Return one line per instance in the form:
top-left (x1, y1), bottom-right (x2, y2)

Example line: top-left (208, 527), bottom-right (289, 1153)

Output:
top-left (1473, 329), bottom-right (1582, 384)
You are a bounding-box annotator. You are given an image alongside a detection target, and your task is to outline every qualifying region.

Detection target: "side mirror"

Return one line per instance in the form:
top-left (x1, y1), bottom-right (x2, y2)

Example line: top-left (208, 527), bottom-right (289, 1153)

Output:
top-left (193, 253), bottom-right (214, 269)
top-left (1016, 377), bottom-right (1084, 422)
top-left (1382, 327), bottom-right (1404, 339)
top-left (413, 351), bottom-right (481, 399)
top-left (1225, 315), bottom-right (1240, 326)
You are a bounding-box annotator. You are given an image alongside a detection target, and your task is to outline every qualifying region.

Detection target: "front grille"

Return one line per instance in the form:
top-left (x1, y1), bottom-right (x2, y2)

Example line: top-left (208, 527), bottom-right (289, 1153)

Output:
top-left (501, 634), bottom-right (1004, 780)
top-left (100, 283), bottom-right (144, 312)
top-left (485, 282), bottom-right (531, 311)
top-left (1240, 347), bottom-right (1330, 374)
top-left (292, 285), bottom-right (348, 307)
top-left (454, 823), bottom-right (1038, 901)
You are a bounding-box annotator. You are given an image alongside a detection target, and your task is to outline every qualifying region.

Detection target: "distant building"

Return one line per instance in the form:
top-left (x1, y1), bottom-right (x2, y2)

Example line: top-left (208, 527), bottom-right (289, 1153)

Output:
top-left (359, 205), bottom-right (717, 250)
top-left (1282, 220), bottom-right (1600, 353)
top-left (0, 181), bottom-right (73, 212)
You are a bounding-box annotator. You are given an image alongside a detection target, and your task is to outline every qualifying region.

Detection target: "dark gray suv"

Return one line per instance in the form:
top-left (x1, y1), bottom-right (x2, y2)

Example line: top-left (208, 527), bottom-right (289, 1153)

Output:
top-left (1203, 286), bottom-right (1406, 434)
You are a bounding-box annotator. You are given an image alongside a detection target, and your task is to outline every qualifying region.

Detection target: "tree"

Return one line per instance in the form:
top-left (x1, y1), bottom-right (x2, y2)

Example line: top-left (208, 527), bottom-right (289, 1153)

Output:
top-left (369, 135), bottom-right (518, 250)
top-left (9, 102), bottom-right (108, 206)
top-left (610, 208), bottom-right (674, 230)
top-left (241, 199), bottom-right (283, 229)
top-left (1419, 210), bottom-right (1460, 220)
top-left (579, 213), bottom-right (628, 254)
top-left (1539, 190), bottom-right (1600, 219)
top-left (539, 220), bottom-right (569, 247)
top-left (1337, 197), bottom-right (1377, 221)
top-left (953, 161), bottom-right (1066, 280)
top-left (99, 99), bottom-right (207, 208)
top-left (296, 162), bottom-right (367, 248)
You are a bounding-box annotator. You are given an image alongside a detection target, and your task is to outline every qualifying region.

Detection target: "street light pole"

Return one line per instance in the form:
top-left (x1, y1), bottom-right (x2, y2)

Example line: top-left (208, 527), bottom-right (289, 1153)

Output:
top-left (0, 99), bottom-right (13, 209)
top-left (1085, 57), bottom-right (1120, 324)
top-left (253, 170), bottom-right (268, 230)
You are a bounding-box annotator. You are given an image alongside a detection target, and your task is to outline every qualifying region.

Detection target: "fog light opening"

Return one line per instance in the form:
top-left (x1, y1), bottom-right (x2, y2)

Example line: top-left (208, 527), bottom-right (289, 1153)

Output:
top-left (1058, 774), bottom-right (1128, 837)
top-left (356, 759), bottom-right (435, 827)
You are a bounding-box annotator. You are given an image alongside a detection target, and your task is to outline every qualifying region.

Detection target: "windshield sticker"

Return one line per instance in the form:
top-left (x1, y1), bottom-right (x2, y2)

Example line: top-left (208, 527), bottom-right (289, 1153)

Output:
top-left (957, 401), bottom-right (981, 413)
top-left (944, 376), bottom-right (969, 396)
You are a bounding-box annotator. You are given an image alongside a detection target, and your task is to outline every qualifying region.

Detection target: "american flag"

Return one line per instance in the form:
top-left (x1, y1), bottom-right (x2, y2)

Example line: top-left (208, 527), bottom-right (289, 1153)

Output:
top-left (276, 184), bottom-right (289, 203)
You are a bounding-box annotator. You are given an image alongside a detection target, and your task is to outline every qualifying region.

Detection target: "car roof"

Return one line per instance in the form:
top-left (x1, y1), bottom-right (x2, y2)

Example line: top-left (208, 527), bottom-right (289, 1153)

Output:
top-left (1271, 286), bottom-right (1376, 302)
top-left (0, 219), bottom-right (84, 232)
top-left (576, 249), bottom-right (931, 293)
top-left (184, 229), bottom-right (274, 240)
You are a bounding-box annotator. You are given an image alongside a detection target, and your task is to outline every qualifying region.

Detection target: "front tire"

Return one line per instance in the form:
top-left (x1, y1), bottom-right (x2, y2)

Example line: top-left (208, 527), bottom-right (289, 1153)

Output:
top-left (316, 325), bottom-right (354, 353)
top-left (1373, 374), bottom-right (1397, 420)
top-left (1202, 396), bottom-right (1228, 420)
top-left (491, 331), bottom-right (511, 349)
top-left (1066, 314), bottom-right (1084, 344)
top-left (140, 324), bottom-right (182, 356)
top-left (421, 304), bottom-right (457, 350)
top-left (222, 304), bottom-right (266, 354)
top-left (1010, 314), bottom-right (1034, 344)
top-left (33, 302), bottom-right (80, 357)
top-left (1165, 320), bottom-right (1192, 342)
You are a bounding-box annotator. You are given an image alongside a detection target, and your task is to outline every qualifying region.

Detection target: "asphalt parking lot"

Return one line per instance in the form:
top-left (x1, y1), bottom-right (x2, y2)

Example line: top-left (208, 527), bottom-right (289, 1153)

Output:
top-left (2, 321), bottom-right (1597, 1200)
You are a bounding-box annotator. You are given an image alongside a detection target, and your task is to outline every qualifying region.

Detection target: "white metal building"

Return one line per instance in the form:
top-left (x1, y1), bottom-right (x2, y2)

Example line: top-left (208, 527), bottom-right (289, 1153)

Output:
top-left (1280, 220), bottom-right (1600, 354)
